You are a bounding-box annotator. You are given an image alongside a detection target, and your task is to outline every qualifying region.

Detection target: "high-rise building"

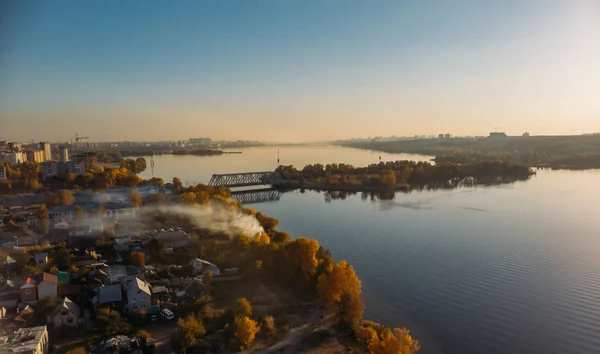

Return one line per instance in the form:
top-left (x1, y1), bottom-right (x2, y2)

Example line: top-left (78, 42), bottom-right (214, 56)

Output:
top-left (73, 152), bottom-right (97, 169)
top-left (8, 151), bottom-right (26, 165)
top-left (0, 164), bottom-right (7, 181)
top-left (59, 145), bottom-right (70, 162)
top-left (39, 142), bottom-right (52, 161)
top-left (8, 141), bottom-right (23, 152)
top-left (26, 150), bottom-right (45, 163)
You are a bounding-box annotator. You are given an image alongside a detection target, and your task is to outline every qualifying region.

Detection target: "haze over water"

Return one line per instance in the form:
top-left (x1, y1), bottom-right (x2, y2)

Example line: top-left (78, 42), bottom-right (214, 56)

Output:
top-left (142, 147), bottom-right (600, 354)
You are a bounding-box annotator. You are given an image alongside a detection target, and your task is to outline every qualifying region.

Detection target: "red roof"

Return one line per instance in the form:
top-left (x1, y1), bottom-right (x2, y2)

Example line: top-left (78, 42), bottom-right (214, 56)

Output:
top-left (20, 278), bottom-right (37, 287)
top-left (41, 272), bottom-right (58, 284)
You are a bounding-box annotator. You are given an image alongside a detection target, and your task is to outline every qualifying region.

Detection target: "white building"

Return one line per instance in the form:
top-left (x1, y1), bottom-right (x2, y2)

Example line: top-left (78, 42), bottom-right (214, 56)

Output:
top-left (48, 297), bottom-right (80, 328)
top-left (0, 326), bottom-right (49, 354)
top-left (8, 151), bottom-right (26, 165)
top-left (189, 258), bottom-right (221, 276)
top-left (39, 142), bottom-right (51, 161)
top-left (125, 277), bottom-right (151, 313)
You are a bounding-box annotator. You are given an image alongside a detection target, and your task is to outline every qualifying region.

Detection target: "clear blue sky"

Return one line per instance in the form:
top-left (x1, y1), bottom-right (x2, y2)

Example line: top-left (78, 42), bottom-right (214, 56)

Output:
top-left (1, 0), bottom-right (599, 142)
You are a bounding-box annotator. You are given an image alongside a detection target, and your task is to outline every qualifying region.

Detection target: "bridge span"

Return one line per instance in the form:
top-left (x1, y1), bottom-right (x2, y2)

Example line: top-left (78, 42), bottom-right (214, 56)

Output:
top-left (230, 188), bottom-right (282, 204)
top-left (208, 171), bottom-right (282, 188)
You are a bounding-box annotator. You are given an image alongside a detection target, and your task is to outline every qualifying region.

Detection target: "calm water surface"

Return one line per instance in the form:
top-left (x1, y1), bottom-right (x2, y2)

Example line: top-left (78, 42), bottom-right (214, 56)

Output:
top-left (145, 148), bottom-right (600, 354)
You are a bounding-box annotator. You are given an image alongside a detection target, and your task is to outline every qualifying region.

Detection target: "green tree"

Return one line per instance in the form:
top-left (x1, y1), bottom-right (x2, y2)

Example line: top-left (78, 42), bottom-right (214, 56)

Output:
top-left (130, 189), bottom-right (142, 209)
top-left (39, 204), bottom-right (49, 234)
top-left (175, 314), bottom-right (206, 348)
top-left (53, 248), bottom-right (73, 270)
top-left (97, 307), bottom-right (131, 336)
top-left (234, 316), bottom-right (261, 349)
top-left (57, 190), bottom-right (75, 206)
top-left (130, 251), bottom-right (146, 267)
top-left (233, 298), bottom-right (252, 318)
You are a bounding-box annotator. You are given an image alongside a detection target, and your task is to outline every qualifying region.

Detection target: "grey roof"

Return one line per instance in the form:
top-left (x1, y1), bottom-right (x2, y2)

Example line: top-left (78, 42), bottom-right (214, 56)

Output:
top-left (50, 297), bottom-right (80, 317)
top-left (34, 252), bottom-right (48, 261)
top-left (97, 284), bottom-right (122, 303)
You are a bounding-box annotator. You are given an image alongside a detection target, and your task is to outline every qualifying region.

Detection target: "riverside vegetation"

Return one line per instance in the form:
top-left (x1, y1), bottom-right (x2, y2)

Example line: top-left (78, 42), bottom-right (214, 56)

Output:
top-left (340, 134), bottom-right (600, 169)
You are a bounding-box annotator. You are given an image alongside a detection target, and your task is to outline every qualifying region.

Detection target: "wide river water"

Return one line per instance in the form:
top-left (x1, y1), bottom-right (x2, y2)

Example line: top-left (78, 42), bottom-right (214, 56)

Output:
top-left (139, 147), bottom-right (600, 354)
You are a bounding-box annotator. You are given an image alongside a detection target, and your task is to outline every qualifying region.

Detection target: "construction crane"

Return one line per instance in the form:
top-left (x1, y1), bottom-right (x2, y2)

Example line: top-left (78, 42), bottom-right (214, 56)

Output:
top-left (71, 133), bottom-right (89, 153)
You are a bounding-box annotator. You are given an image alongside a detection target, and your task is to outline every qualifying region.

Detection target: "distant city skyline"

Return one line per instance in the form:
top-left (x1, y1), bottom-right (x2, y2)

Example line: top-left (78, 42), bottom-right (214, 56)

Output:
top-left (1, 1), bottom-right (599, 142)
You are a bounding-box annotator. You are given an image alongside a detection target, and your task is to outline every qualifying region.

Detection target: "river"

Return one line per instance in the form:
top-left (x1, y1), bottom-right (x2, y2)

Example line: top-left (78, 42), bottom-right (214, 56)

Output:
top-left (139, 147), bottom-right (600, 354)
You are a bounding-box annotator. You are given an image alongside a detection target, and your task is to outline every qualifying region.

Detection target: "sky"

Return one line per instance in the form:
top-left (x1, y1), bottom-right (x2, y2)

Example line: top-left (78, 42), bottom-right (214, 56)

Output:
top-left (1, 0), bottom-right (599, 142)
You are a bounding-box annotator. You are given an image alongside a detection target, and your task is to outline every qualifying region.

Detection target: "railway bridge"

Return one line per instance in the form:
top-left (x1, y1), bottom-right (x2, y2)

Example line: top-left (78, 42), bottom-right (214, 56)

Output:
top-left (208, 171), bottom-right (284, 204)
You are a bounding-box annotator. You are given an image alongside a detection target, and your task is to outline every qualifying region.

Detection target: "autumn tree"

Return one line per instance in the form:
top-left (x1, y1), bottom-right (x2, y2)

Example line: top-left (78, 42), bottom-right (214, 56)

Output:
top-left (67, 347), bottom-right (86, 354)
top-left (234, 316), bottom-right (261, 349)
top-left (291, 237), bottom-right (320, 278)
top-left (175, 314), bottom-right (206, 348)
top-left (317, 260), bottom-right (363, 325)
top-left (97, 307), bottom-right (131, 336)
top-left (39, 204), bottom-right (49, 233)
top-left (234, 298), bottom-right (252, 318)
top-left (130, 251), bottom-right (146, 267)
top-left (256, 212), bottom-right (279, 232)
top-left (130, 189), bottom-right (142, 209)
top-left (57, 189), bottom-right (75, 206)
top-left (202, 270), bottom-right (213, 287)
top-left (74, 205), bottom-right (83, 226)
top-left (172, 177), bottom-right (183, 193)
top-left (263, 315), bottom-right (276, 336)
top-left (147, 177), bottom-right (164, 186)
top-left (135, 329), bottom-right (152, 340)
top-left (368, 327), bottom-right (421, 354)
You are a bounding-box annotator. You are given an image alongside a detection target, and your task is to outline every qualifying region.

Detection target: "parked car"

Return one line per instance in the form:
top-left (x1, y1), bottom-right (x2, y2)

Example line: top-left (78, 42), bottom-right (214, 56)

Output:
top-left (160, 308), bottom-right (174, 320)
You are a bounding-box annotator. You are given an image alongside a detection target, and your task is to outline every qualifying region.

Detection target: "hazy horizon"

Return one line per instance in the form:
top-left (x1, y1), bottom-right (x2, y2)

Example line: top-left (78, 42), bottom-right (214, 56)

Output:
top-left (1, 1), bottom-right (599, 142)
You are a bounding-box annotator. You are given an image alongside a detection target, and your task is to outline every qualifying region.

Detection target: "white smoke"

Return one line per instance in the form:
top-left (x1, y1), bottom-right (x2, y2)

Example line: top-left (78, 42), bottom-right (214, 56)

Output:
top-left (137, 202), bottom-right (264, 237)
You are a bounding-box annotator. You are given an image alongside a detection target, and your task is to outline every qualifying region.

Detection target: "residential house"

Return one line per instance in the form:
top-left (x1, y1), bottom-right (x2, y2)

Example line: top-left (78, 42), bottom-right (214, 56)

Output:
top-left (14, 305), bottom-right (34, 328)
top-left (0, 232), bottom-right (16, 247)
top-left (0, 280), bottom-right (19, 309)
top-left (33, 252), bottom-right (48, 268)
top-left (1, 254), bottom-right (16, 266)
top-left (48, 297), bottom-right (80, 328)
top-left (189, 258), bottom-right (221, 276)
top-left (153, 230), bottom-right (191, 249)
top-left (19, 278), bottom-right (37, 303)
top-left (125, 277), bottom-right (151, 313)
top-left (0, 325), bottom-right (49, 354)
top-left (26, 215), bottom-right (41, 229)
top-left (54, 271), bottom-right (70, 285)
top-left (35, 273), bottom-right (58, 300)
top-left (108, 265), bottom-right (145, 284)
top-left (72, 249), bottom-right (101, 266)
top-left (96, 284), bottom-right (123, 309)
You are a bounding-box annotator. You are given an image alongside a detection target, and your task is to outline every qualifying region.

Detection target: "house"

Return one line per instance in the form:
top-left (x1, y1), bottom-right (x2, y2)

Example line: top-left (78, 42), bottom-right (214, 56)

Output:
top-left (125, 278), bottom-right (151, 313)
top-left (108, 265), bottom-right (145, 284)
top-left (34, 273), bottom-right (58, 300)
top-left (72, 249), bottom-right (101, 266)
top-left (26, 216), bottom-right (41, 229)
top-left (54, 271), bottom-right (70, 285)
top-left (0, 325), bottom-right (49, 354)
top-left (153, 230), bottom-right (191, 249)
top-left (33, 252), bottom-right (48, 268)
top-left (96, 284), bottom-right (123, 309)
top-left (1, 254), bottom-right (16, 265)
top-left (0, 232), bottom-right (16, 247)
top-left (19, 278), bottom-right (37, 303)
top-left (189, 258), bottom-right (221, 276)
top-left (15, 305), bottom-right (34, 327)
top-left (0, 281), bottom-right (19, 309)
top-left (48, 297), bottom-right (80, 328)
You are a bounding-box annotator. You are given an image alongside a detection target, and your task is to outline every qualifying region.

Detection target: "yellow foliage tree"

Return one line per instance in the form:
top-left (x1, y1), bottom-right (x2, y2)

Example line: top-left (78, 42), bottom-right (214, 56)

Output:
top-left (233, 298), bottom-right (252, 318)
top-left (293, 237), bottom-right (320, 278)
top-left (234, 316), bottom-right (261, 349)
top-left (368, 328), bottom-right (421, 354)
top-left (317, 260), bottom-right (363, 325)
